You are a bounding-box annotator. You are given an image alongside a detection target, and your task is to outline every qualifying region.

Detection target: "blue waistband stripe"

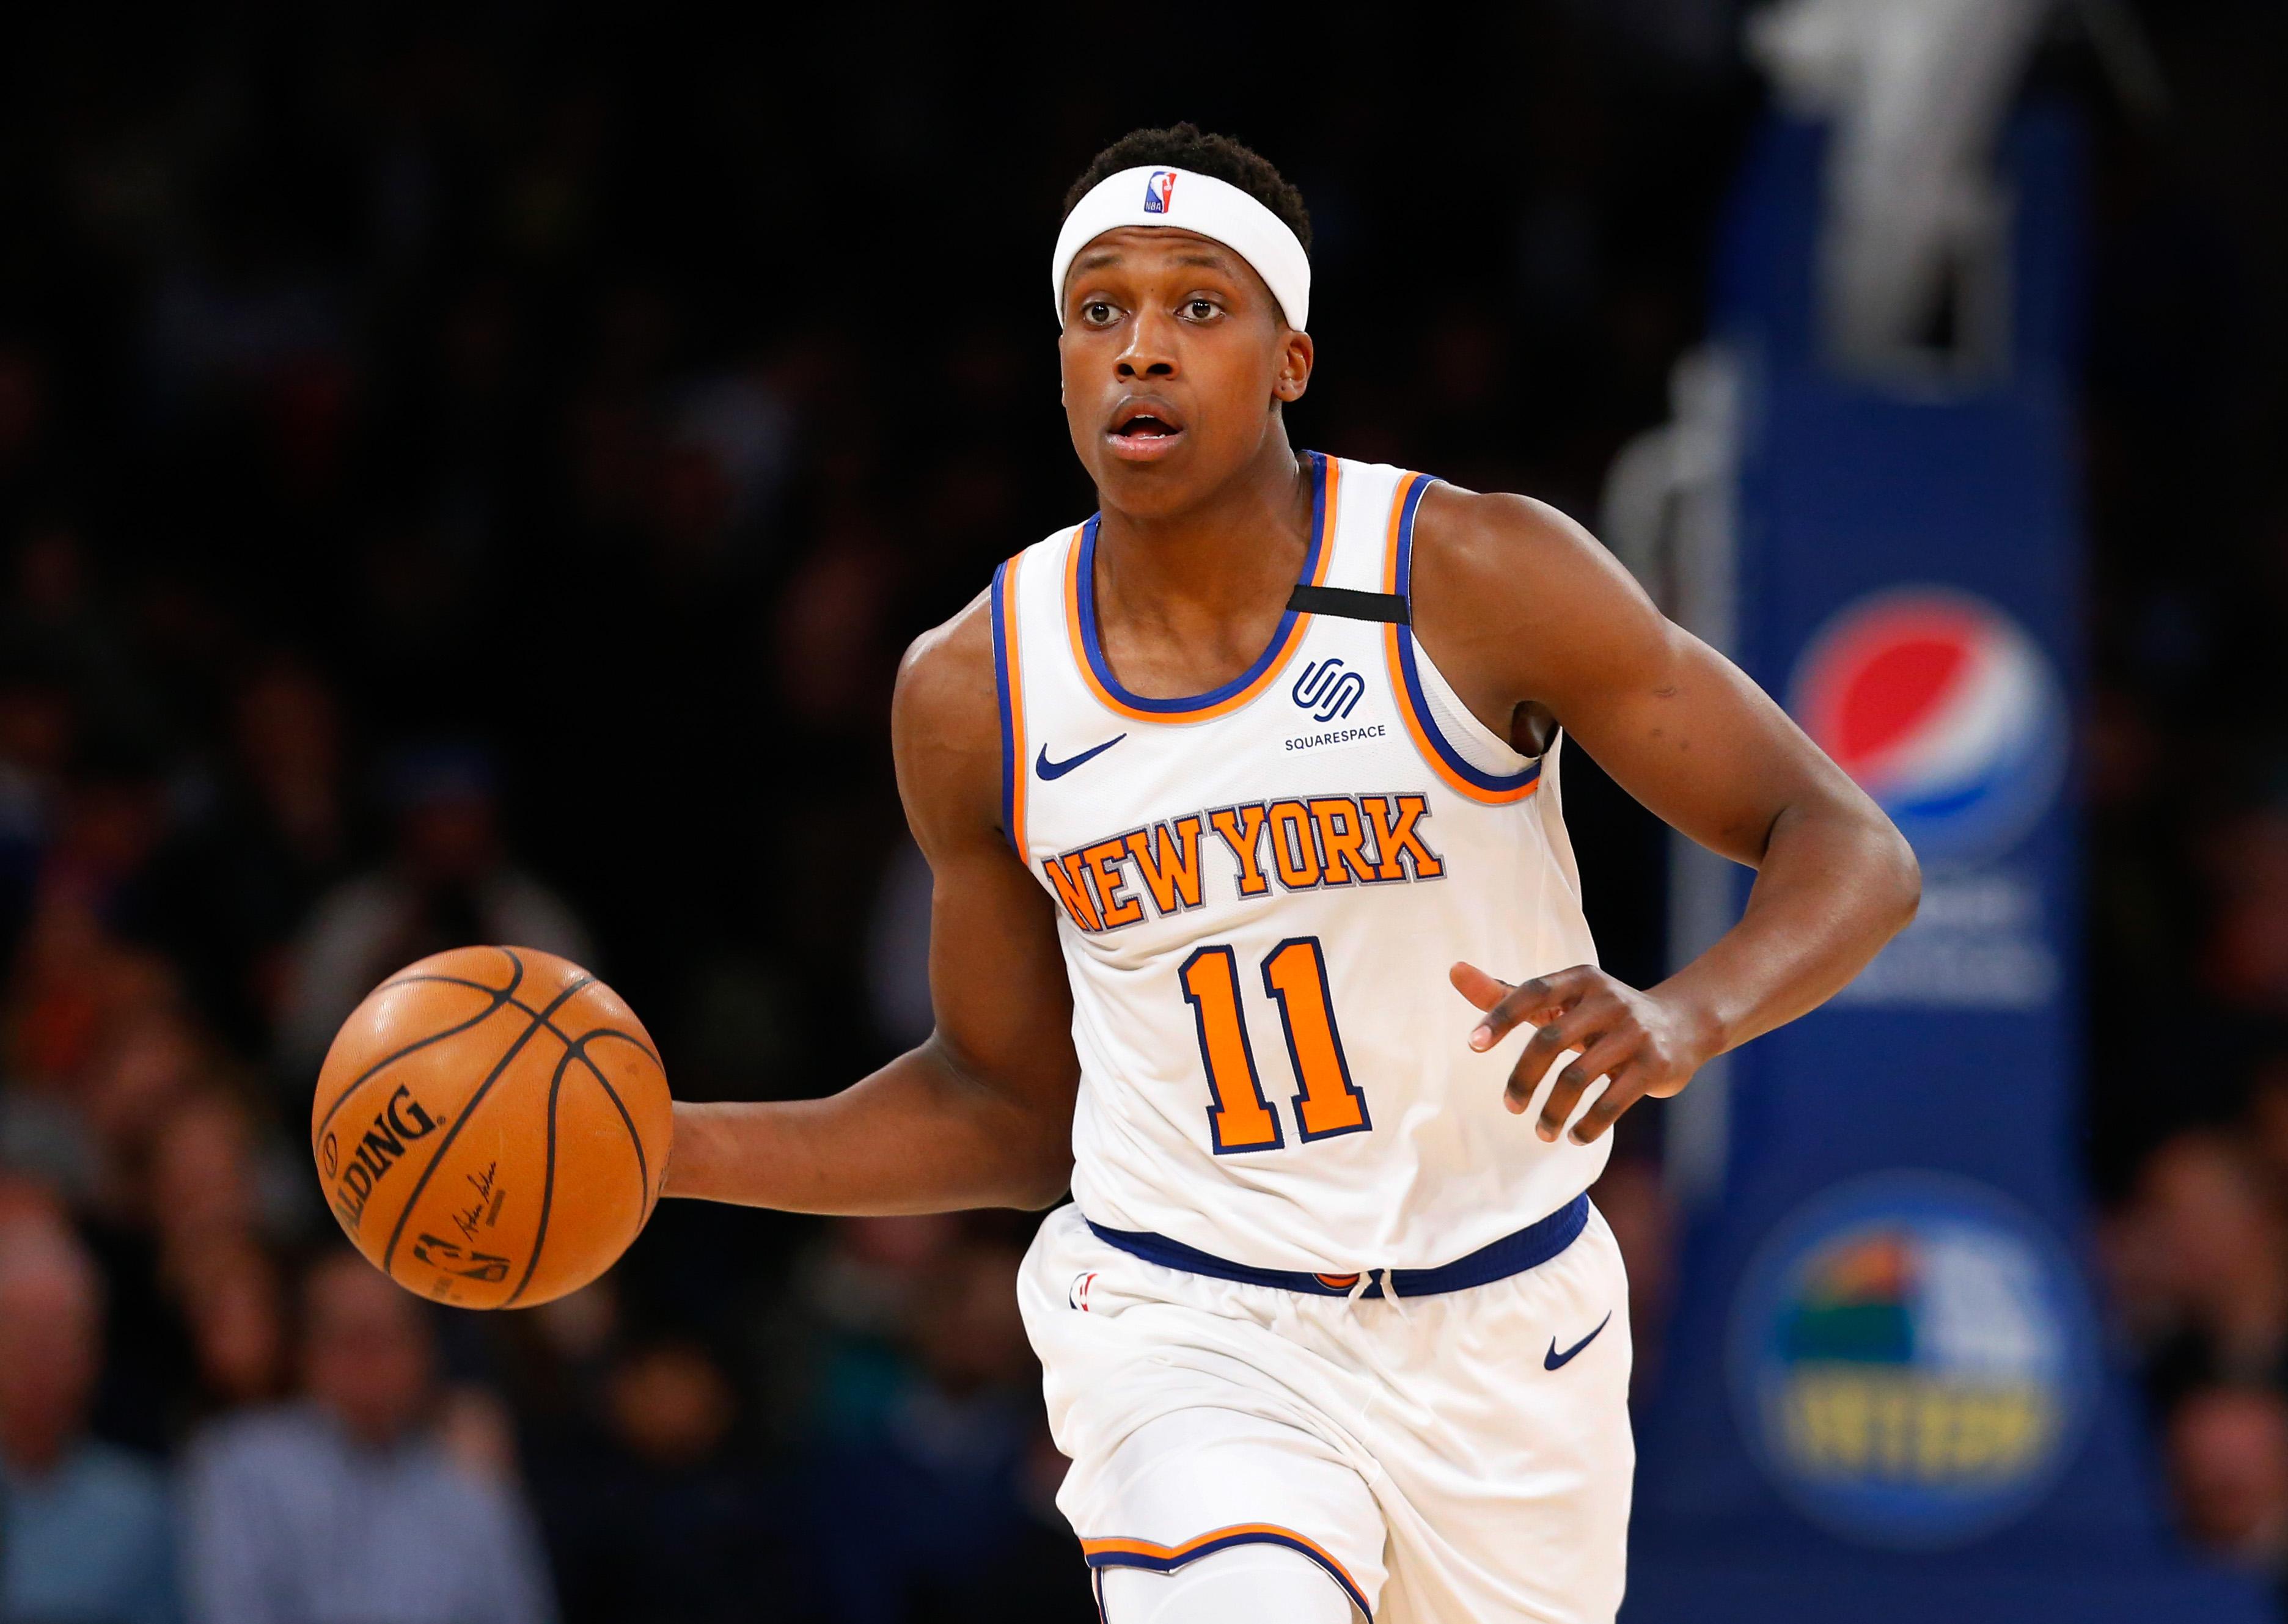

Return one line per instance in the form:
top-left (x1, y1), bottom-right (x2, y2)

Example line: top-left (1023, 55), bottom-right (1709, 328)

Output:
top-left (1085, 1192), bottom-right (1590, 1299)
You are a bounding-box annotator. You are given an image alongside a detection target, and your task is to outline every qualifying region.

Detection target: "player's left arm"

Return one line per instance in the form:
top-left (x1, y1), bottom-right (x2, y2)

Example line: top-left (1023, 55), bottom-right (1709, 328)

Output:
top-left (1411, 485), bottom-right (1922, 1146)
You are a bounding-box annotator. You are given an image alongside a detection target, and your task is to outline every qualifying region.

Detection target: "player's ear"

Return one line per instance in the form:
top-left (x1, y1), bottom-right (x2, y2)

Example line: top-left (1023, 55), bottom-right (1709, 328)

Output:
top-left (1272, 331), bottom-right (1313, 405)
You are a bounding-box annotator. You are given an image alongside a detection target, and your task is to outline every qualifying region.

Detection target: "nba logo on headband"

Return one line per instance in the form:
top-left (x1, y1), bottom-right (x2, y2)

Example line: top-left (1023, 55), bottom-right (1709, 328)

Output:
top-left (1054, 164), bottom-right (1310, 329)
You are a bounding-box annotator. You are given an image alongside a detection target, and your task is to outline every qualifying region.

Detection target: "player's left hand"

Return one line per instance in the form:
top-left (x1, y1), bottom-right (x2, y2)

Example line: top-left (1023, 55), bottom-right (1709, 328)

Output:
top-left (1449, 962), bottom-right (1717, 1146)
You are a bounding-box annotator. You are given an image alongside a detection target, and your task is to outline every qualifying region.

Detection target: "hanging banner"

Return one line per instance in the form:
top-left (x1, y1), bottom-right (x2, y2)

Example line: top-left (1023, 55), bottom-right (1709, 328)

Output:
top-left (1624, 111), bottom-right (2266, 1623)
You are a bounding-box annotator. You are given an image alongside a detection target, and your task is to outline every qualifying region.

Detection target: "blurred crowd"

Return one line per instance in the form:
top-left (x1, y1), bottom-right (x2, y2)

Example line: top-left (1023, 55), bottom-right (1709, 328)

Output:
top-left (0, 2), bottom-right (2282, 1621)
top-left (2076, 3), bottom-right (2288, 1603)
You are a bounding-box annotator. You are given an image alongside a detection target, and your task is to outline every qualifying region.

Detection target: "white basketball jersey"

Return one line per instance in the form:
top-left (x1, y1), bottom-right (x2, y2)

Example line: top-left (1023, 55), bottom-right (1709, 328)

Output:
top-left (991, 453), bottom-right (1608, 1273)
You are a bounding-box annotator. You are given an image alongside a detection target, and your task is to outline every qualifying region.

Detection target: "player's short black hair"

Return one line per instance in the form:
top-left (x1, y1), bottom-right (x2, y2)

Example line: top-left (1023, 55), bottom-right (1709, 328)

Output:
top-left (1064, 123), bottom-right (1312, 254)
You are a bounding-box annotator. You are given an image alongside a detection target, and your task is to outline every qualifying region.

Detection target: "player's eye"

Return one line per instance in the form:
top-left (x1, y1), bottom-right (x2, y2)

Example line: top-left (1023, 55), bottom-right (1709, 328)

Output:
top-left (1182, 298), bottom-right (1222, 321)
top-left (1082, 300), bottom-right (1118, 326)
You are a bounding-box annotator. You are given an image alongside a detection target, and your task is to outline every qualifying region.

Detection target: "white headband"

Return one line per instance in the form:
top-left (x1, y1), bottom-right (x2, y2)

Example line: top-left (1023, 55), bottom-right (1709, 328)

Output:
top-left (1051, 165), bottom-right (1310, 331)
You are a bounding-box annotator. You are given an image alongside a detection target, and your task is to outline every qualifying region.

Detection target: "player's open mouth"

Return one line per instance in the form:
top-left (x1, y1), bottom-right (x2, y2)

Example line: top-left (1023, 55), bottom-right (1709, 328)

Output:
top-left (1106, 406), bottom-right (1186, 458)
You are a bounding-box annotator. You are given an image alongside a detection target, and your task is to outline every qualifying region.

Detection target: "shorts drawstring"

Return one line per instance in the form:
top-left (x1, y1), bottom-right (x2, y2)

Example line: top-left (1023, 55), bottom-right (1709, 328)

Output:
top-left (1344, 1267), bottom-right (1413, 1325)
top-left (1338, 1267), bottom-right (1416, 1402)
top-left (1378, 1267), bottom-right (1412, 1325)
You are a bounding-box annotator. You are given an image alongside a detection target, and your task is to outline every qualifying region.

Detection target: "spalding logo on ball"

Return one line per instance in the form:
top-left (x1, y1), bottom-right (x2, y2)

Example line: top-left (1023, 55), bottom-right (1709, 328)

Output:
top-left (1789, 588), bottom-right (2067, 868)
top-left (311, 946), bottom-right (672, 1309)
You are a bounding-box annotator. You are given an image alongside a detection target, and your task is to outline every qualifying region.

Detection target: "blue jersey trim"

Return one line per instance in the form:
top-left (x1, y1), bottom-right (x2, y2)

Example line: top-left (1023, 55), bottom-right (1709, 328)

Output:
top-left (1076, 451), bottom-right (1330, 715)
top-left (989, 557), bottom-right (1021, 854)
top-left (1086, 1191), bottom-right (1590, 1299)
top-left (1390, 474), bottom-right (1542, 796)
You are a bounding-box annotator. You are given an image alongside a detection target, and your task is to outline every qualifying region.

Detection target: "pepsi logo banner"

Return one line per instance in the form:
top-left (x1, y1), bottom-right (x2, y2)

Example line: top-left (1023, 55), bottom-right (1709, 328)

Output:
top-left (1789, 588), bottom-right (2067, 871)
top-left (1784, 589), bottom-right (2067, 1012)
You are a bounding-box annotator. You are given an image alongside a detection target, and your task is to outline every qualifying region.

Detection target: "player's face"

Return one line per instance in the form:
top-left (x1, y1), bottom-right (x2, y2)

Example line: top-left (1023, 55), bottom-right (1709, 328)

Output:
top-left (1058, 228), bottom-right (1311, 515)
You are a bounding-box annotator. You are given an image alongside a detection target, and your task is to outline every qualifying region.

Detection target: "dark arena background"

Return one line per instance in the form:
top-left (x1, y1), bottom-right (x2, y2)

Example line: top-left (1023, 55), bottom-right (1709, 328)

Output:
top-left (2, 4), bottom-right (2287, 1622)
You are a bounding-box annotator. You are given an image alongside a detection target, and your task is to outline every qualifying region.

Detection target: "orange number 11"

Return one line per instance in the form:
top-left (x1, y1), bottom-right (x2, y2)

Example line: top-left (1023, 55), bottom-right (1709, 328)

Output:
top-left (1179, 936), bottom-right (1371, 1154)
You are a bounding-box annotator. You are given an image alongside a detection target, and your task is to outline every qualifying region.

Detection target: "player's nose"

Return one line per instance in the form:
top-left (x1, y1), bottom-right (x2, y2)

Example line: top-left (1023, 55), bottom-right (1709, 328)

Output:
top-left (1115, 305), bottom-right (1179, 379)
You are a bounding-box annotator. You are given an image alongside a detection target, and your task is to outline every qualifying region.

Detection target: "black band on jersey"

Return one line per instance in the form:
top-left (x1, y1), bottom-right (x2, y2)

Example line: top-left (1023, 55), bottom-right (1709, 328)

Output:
top-left (1286, 584), bottom-right (1411, 625)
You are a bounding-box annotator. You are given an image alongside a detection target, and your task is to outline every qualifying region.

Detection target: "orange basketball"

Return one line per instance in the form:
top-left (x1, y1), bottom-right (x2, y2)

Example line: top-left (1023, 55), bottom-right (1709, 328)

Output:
top-left (310, 945), bottom-right (672, 1309)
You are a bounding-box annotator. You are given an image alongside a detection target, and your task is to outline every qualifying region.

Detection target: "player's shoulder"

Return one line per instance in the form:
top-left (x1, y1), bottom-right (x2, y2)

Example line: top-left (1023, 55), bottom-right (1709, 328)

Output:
top-left (893, 526), bottom-right (1072, 843)
top-left (1410, 479), bottom-right (1607, 591)
top-left (894, 524), bottom-right (1071, 744)
top-left (1406, 475), bottom-right (1652, 630)
top-left (895, 586), bottom-right (998, 758)
top-left (1395, 473), bottom-right (1667, 702)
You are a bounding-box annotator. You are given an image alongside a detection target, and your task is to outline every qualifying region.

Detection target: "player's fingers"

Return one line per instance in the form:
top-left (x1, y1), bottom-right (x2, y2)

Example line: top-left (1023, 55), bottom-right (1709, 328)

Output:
top-left (1470, 965), bottom-right (1593, 1052)
top-left (1448, 962), bottom-right (1511, 1015)
top-left (1505, 1004), bottom-right (1597, 1099)
top-left (1564, 1061), bottom-right (1649, 1145)
top-left (1503, 1004), bottom-right (1608, 1116)
top-left (1533, 1030), bottom-right (1638, 1142)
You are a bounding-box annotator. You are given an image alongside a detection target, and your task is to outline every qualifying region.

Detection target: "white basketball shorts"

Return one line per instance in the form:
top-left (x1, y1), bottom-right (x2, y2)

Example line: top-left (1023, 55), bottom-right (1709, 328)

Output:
top-left (1017, 1199), bottom-right (1635, 1623)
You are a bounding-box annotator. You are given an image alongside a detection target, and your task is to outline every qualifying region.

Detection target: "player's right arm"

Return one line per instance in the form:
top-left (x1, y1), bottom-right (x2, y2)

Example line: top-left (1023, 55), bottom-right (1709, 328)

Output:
top-left (662, 591), bottom-right (1080, 1213)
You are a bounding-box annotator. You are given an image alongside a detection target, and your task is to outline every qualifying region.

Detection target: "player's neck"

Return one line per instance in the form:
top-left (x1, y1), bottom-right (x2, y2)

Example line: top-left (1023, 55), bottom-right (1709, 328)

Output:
top-left (1091, 430), bottom-right (1315, 628)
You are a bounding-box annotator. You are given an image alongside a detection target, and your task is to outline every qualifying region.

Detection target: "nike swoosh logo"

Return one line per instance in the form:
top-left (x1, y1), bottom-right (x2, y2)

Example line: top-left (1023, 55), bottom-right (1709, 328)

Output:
top-left (1544, 1311), bottom-right (1612, 1371)
top-left (1036, 735), bottom-right (1126, 780)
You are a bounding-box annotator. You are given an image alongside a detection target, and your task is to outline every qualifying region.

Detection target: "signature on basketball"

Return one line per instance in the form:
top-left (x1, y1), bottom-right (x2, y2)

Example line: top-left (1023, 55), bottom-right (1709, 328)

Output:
top-left (452, 1160), bottom-right (503, 1242)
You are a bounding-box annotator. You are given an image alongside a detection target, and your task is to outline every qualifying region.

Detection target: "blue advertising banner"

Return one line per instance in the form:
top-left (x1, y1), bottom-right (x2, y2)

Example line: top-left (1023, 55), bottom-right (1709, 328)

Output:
top-left (1623, 111), bottom-right (2268, 1622)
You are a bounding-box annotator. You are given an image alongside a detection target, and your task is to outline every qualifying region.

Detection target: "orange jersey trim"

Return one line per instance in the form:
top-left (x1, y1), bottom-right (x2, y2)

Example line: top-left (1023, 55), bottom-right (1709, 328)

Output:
top-left (992, 549), bottom-right (1030, 852)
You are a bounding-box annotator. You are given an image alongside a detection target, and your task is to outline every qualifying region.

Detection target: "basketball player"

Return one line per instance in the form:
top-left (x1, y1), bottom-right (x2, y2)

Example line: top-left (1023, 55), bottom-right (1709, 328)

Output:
top-left (666, 125), bottom-right (1920, 1622)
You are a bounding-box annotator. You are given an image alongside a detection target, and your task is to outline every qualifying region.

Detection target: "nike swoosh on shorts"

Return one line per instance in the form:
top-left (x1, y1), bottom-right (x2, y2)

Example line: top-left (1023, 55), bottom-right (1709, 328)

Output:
top-left (1544, 1311), bottom-right (1613, 1370)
